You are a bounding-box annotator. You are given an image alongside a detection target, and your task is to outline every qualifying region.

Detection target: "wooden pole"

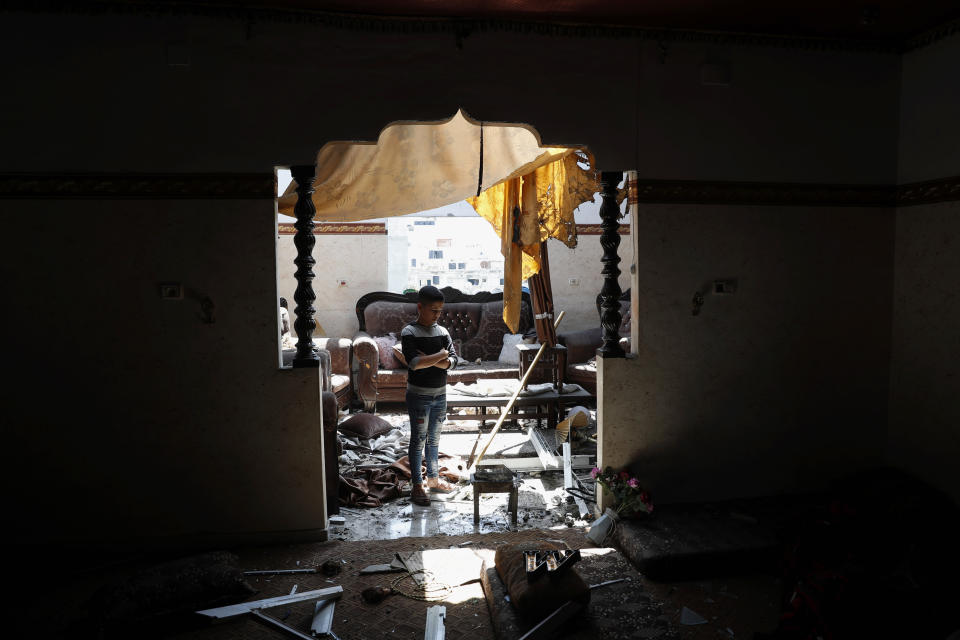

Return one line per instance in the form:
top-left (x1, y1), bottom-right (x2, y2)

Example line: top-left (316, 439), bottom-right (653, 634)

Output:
top-left (468, 311), bottom-right (565, 469)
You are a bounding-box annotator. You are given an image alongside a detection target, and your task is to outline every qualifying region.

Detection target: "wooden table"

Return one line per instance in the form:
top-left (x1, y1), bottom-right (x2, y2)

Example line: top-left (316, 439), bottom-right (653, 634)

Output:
top-left (446, 388), bottom-right (592, 429)
top-left (470, 464), bottom-right (519, 525)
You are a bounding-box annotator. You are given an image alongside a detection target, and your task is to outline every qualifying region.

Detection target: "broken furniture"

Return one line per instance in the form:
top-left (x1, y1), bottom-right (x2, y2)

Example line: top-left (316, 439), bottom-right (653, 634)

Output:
top-left (471, 464), bottom-right (520, 525)
top-left (557, 290), bottom-right (630, 395)
top-left (283, 337), bottom-right (355, 410)
top-left (352, 287), bottom-right (534, 410)
top-left (424, 605), bottom-right (446, 640)
top-left (196, 585), bottom-right (343, 639)
top-left (446, 385), bottom-right (591, 430)
top-left (483, 544), bottom-right (675, 640)
top-left (524, 549), bottom-right (582, 582)
top-left (517, 343), bottom-right (567, 390)
top-left (613, 498), bottom-right (781, 581)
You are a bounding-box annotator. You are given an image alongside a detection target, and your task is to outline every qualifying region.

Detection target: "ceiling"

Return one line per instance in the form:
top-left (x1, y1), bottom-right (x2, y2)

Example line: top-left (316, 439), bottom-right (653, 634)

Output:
top-left (150, 0), bottom-right (959, 41)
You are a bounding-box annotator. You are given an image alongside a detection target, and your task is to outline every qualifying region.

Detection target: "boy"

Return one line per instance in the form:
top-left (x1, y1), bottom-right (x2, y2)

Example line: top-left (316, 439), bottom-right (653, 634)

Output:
top-left (401, 286), bottom-right (460, 506)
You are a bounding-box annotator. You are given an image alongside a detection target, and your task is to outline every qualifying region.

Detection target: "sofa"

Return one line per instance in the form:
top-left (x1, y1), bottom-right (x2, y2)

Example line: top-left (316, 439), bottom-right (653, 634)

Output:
top-left (352, 288), bottom-right (534, 410)
top-left (557, 290), bottom-right (630, 395)
top-left (282, 337), bottom-right (354, 410)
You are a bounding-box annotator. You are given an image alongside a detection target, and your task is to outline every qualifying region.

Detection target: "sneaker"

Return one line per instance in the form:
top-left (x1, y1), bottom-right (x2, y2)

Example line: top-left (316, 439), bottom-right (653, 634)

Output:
top-left (410, 484), bottom-right (430, 506)
top-left (426, 478), bottom-right (456, 494)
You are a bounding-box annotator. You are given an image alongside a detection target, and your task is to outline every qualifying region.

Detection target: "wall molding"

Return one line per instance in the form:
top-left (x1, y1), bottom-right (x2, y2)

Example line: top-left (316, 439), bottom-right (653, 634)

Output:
top-left (0, 173), bottom-right (275, 199)
top-left (2, 173), bottom-right (956, 208)
top-left (278, 222), bottom-right (387, 235)
top-left (630, 175), bottom-right (960, 208)
top-left (897, 175), bottom-right (960, 206)
top-left (577, 224), bottom-right (631, 235)
top-left (8, 1), bottom-right (958, 54)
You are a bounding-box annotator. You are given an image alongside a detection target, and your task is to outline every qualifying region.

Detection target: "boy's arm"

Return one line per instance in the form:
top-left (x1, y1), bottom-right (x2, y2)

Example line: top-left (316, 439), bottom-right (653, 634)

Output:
top-left (413, 349), bottom-right (449, 369)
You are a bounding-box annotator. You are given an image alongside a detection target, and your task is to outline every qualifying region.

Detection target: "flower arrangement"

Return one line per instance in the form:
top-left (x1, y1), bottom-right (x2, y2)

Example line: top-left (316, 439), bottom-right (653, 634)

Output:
top-left (590, 466), bottom-right (653, 518)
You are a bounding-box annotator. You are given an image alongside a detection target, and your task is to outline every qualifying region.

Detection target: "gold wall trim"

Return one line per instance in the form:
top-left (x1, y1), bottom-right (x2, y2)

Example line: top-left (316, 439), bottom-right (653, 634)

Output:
top-left (631, 175), bottom-right (960, 207)
top-left (278, 223), bottom-right (387, 235)
top-left (2, 173), bottom-right (956, 207)
top-left (897, 175), bottom-right (960, 206)
top-left (576, 224), bottom-right (631, 235)
top-left (0, 173), bottom-right (275, 199)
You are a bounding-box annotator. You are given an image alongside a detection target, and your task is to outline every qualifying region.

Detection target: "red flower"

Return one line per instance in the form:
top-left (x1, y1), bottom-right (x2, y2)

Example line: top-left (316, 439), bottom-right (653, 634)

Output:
top-left (619, 471), bottom-right (630, 481)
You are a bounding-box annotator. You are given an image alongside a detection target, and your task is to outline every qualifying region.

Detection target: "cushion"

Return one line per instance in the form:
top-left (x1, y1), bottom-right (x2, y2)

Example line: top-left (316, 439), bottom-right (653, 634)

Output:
top-left (374, 334), bottom-right (400, 369)
top-left (338, 413), bottom-right (394, 439)
top-left (498, 334), bottom-right (525, 365)
top-left (391, 343), bottom-right (408, 367)
top-left (494, 541), bottom-right (590, 621)
top-left (330, 374), bottom-right (351, 393)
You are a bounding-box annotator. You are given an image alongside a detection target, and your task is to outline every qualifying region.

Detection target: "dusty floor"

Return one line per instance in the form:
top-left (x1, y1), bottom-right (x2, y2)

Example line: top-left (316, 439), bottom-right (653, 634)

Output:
top-left (22, 407), bottom-right (781, 639)
top-left (334, 404), bottom-right (600, 540)
top-left (328, 406), bottom-right (782, 639)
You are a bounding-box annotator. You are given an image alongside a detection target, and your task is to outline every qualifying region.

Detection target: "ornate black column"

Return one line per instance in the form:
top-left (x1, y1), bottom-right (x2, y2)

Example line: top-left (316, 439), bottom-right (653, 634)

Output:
top-left (597, 171), bottom-right (625, 358)
top-left (291, 165), bottom-right (320, 368)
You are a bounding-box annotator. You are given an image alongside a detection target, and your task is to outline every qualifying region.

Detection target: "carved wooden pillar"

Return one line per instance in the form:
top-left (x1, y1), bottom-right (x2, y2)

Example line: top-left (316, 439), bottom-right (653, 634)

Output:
top-left (291, 165), bottom-right (320, 368)
top-left (598, 171), bottom-right (625, 358)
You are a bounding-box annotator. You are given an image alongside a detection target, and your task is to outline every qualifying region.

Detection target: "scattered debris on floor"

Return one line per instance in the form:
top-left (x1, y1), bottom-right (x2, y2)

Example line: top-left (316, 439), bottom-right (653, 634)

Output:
top-left (331, 405), bottom-right (600, 541)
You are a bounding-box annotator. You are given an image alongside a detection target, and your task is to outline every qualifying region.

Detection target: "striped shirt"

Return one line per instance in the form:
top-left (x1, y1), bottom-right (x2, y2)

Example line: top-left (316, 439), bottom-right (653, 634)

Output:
top-left (400, 322), bottom-right (460, 393)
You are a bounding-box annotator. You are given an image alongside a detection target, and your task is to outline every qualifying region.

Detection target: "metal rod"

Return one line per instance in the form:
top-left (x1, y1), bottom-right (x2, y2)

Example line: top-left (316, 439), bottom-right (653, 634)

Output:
top-left (470, 310), bottom-right (565, 469)
top-left (196, 586), bottom-right (343, 621)
top-left (244, 567), bottom-right (317, 576)
top-left (250, 609), bottom-right (317, 640)
top-left (589, 578), bottom-right (629, 590)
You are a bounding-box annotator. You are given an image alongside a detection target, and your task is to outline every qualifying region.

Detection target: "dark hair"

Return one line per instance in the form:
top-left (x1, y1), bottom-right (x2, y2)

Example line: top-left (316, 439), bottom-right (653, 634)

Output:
top-left (418, 286), bottom-right (444, 304)
top-left (279, 297), bottom-right (288, 308)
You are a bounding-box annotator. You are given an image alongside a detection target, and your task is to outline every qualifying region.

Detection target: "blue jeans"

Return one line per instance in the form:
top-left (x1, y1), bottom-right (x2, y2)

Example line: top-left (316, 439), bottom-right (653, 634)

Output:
top-left (406, 391), bottom-right (446, 485)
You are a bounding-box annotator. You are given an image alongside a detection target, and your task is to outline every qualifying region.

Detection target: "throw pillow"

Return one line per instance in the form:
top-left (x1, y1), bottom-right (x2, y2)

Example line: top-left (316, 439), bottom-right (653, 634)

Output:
top-left (373, 334), bottom-right (400, 369)
top-left (391, 344), bottom-right (408, 368)
top-left (338, 413), bottom-right (394, 439)
top-left (498, 333), bottom-right (525, 365)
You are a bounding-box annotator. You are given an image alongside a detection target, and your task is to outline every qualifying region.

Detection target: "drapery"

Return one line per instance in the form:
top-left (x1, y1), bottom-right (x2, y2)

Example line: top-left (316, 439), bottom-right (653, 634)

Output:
top-left (275, 110), bottom-right (598, 333)
top-left (467, 151), bottom-right (597, 332)
top-left (276, 110), bottom-right (572, 221)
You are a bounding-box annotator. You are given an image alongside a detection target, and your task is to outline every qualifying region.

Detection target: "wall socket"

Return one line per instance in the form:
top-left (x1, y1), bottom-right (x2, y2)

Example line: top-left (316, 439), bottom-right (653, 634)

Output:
top-left (337, 279), bottom-right (347, 287)
top-left (159, 282), bottom-right (183, 300)
top-left (713, 279), bottom-right (737, 294)
top-left (568, 277), bottom-right (580, 286)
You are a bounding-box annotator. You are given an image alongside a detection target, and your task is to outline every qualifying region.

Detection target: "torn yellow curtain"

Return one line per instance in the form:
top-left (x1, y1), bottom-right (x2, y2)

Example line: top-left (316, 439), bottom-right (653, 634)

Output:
top-left (276, 110), bottom-right (571, 222)
top-left (467, 151), bottom-right (597, 332)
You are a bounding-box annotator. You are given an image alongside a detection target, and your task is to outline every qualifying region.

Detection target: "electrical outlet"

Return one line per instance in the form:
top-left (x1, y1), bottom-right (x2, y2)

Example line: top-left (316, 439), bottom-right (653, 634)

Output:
top-left (337, 279), bottom-right (347, 287)
top-left (159, 282), bottom-right (183, 300)
top-left (713, 279), bottom-right (737, 294)
top-left (568, 277), bottom-right (580, 286)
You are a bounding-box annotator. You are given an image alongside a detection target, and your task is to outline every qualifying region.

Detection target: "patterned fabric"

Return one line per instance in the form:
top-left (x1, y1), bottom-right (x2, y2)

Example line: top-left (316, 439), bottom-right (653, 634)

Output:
top-left (363, 299), bottom-right (530, 363)
top-left (373, 334), bottom-right (400, 369)
top-left (277, 111), bottom-right (573, 222)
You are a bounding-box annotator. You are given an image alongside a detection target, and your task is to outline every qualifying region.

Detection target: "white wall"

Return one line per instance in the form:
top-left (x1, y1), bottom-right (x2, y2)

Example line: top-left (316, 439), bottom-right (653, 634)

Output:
top-left (897, 35), bottom-right (960, 183)
top-left (0, 8), bottom-right (927, 545)
top-left (601, 203), bottom-right (895, 503)
top-left (889, 32), bottom-right (960, 506)
top-left (277, 233), bottom-right (389, 340)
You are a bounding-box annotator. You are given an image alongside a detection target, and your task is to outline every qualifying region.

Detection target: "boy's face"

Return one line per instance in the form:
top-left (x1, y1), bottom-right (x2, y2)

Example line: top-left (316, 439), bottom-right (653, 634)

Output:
top-left (417, 300), bottom-right (444, 325)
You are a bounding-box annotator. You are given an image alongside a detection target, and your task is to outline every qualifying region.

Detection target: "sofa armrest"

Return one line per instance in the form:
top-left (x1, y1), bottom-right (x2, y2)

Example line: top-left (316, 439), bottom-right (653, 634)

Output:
top-left (352, 331), bottom-right (379, 411)
top-left (313, 337), bottom-right (353, 377)
top-left (558, 327), bottom-right (602, 364)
